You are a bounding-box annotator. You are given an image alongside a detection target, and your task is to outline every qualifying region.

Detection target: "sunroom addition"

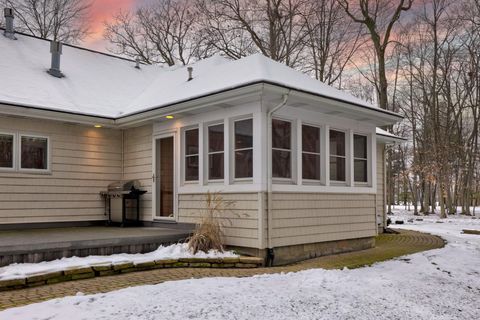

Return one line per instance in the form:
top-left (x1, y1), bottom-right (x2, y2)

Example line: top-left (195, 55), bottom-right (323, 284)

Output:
top-left (152, 93), bottom-right (377, 199)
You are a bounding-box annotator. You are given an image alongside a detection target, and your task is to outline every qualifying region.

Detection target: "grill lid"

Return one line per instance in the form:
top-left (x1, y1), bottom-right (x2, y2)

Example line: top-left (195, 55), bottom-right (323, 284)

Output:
top-left (107, 180), bottom-right (142, 192)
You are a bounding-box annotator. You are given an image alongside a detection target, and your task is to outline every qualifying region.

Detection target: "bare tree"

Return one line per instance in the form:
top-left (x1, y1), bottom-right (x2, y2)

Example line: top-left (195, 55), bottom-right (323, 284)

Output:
top-left (342, 73), bottom-right (376, 103)
top-left (3, 0), bottom-right (91, 43)
top-left (457, 0), bottom-right (480, 215)
top-left (105, 0), bottom-right (208, 66)
top-left (384, 0), bottom-right (480, 218)
top-left (338, 0), bottom-right (413, 111)
top-left (302, 0), bottom-right (363, 85)
top-left (197, 0), bottom-right (311, 67)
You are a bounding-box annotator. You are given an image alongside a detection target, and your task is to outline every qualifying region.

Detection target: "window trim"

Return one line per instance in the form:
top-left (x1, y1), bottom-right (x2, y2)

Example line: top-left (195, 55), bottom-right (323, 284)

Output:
top-left (329, 128), bottom-right (347, 183)
top-left (183, 127), bottom-right (200, 183)
top-left (353, 133), bottom-right (369, 185)
top-left (206, 122), bottom-right (225, 182)
top-left (233, 117), bottom-right (254, 181)
top-left (301, 123), bottom-right (322, 182)
top-left (0, 131), bottom-right (16, 171)
top-left (18, 133), bottom-right (51, 173)
top-left (271, 117), bottom-right (294, 182)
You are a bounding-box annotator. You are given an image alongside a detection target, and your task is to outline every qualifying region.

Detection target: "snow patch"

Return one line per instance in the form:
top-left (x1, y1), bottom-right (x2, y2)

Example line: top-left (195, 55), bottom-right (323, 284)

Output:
top-left (0, 243), bottom-right (237, 280)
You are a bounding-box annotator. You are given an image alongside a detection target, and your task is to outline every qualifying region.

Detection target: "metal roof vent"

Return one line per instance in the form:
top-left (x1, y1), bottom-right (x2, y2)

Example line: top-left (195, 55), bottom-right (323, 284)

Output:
top-left (187, 66), bottom-right (193, 81)
top-left (47, 41), bottom-right (64, 78)
top-left (3, 8), bottom-right (16, 40)
top-left (135, 57), bottom-right (140, 69)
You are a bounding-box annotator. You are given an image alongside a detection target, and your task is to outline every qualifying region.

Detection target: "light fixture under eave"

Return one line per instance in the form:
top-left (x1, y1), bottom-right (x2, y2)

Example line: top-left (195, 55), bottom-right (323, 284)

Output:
top-left (165, 115), bottom-right (174, 119)
top-left (94, 124), bottom-right (103, 128)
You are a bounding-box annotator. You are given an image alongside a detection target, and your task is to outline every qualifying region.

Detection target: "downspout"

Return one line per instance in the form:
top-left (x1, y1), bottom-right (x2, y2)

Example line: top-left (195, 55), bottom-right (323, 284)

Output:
top-left (121, 130), bottom-right (125, 180)
top-left (266, 92), bottom-right (290, 266)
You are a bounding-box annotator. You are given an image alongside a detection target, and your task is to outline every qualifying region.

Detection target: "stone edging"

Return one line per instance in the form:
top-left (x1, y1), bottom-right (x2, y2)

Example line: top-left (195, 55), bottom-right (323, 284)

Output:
top-left (0, 256), bottom-right (263, 291)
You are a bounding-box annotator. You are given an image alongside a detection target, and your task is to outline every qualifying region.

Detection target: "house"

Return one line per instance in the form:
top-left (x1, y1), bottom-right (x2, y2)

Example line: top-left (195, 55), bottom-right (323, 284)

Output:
top-left (0, 20), bottom-right (404, 265)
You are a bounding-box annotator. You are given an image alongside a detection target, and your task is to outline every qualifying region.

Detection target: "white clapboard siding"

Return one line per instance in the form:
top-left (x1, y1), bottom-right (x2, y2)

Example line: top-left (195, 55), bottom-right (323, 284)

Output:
top-left (0, 116), bottom-right (122, 224)
top-left (123, 124), bottom-right (153, 221)
top-left (376, 143), bottom-right (386, 228)
top-left (270, 193), bottom-right (377, 247)
top-left (178, 193), bottom-right (259, 248)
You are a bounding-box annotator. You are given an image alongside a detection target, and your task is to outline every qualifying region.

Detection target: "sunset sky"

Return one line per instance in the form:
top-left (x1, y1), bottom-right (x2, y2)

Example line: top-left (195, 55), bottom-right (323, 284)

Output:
top-left (82, 0), bottom-right (421, 54)
top-left (84, 0), bottom-right (145, 52)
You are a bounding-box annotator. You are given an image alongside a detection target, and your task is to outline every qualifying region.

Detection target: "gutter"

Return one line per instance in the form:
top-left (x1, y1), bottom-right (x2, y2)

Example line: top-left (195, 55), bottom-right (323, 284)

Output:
top-left (376, 133), bottom-right (407, 144)
top-left (0, 82), bottom-right (403, 128)
top-left (265, 92), bottom-right (290, 266)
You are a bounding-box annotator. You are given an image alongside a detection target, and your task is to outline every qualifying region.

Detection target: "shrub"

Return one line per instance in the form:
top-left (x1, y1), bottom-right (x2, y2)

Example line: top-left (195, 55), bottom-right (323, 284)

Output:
top-left (187, 192), bottom-right (235, 254)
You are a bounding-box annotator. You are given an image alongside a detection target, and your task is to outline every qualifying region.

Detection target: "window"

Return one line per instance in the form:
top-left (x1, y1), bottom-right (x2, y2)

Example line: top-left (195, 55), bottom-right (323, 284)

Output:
top-left (20, 135), bottom-right (49, 170)
top-left (208, 124), bottom-right (224, 180)
top-left (234, 119), bottom-right (253, 179)
top-left (302, 125), bottom-right (320, 180)
top-left (329, 130), bottom-right (346, 182)
top-left (354, 134), bottom-right (368, 183)
top-left (272, 119), bottom-right (291, 179)
top-left (0, 133), bottom-right (14, 169)
top-left (184, 128), bottom-right (199, 181)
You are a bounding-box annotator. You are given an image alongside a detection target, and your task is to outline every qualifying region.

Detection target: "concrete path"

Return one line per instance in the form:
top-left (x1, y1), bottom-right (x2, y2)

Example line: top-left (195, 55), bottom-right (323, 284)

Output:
top-left (0, 230), bottom-right (444, 310)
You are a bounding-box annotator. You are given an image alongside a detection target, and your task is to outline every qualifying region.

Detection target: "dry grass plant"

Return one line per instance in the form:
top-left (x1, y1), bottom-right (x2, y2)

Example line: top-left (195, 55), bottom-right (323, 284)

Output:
top-left (187, 192), bottom-right (236, 254)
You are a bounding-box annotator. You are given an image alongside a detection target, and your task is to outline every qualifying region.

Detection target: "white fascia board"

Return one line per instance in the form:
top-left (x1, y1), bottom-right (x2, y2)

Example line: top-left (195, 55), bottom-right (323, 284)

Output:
top-left (376, 135), bottom-right (407, 144)
top-left (376, 128), bottom-right (407, 144)
top-left (0, 103), bottom-right (115, 127)
top-left (262, 84), bottom-right (403, 126)
top-left (0, 81), bottom-right (403, 128)
top-left (115, 84), bottom-right (265, 128)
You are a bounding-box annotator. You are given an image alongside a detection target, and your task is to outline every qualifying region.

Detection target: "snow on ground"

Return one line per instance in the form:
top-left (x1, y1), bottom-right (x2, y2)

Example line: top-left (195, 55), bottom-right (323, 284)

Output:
top-left (2, 210), bottom-right (480, 320)
top-left (389, 205), bottom-right (480, 237)
top-left (0, 243), bottom-right (237, 281)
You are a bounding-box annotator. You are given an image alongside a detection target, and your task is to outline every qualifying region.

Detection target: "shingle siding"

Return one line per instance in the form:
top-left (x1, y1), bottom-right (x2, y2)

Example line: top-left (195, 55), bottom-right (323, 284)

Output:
top-left (0, 116), bottom-right (122, 224)
top-left (269, 193), bottom-right (377, 247)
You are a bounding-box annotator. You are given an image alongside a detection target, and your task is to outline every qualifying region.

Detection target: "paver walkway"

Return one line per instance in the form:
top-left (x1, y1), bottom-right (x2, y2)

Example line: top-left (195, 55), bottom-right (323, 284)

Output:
top-left (0, 230), bottom-right (444, 310)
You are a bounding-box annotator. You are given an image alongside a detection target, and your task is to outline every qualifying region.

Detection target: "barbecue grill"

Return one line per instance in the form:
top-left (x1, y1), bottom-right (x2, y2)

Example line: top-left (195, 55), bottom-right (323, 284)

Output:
top-left (100, 180), bottom-right (147, 227)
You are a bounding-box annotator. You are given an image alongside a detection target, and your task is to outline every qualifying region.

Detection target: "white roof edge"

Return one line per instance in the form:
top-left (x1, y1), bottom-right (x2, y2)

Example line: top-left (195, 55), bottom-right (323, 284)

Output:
top-left (262, 83), bottom-right (403, 121)
top-left (0, 102), bottom-right (116, 126)
top-left (0, 82), bottom-right (403, 127)
top-left (117, 81), bottom-right (403, 120)
top-left (376, 128), bottom-right (407, 143)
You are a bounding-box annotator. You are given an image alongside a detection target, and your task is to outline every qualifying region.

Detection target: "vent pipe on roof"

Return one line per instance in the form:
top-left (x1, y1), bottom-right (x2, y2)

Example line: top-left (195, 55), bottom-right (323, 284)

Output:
top-left (3, 8), bottom-right (16, 39)
top-left (187, 66), bottom-right (193, 81)
top-left (135, 57), bottom-right (140, 69)
top-left (47, 41), bottom-right (64, 78)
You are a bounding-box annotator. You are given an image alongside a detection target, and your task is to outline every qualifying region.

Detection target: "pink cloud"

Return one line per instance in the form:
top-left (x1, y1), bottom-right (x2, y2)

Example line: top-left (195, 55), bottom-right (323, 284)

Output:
top-left (83, 0), bottom-right (139, 51)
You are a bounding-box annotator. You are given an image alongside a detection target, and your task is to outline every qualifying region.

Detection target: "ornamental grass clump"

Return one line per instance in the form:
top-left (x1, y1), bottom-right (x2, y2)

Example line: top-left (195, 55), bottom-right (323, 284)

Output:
top-left (187, 192), bottom-right (235, 254)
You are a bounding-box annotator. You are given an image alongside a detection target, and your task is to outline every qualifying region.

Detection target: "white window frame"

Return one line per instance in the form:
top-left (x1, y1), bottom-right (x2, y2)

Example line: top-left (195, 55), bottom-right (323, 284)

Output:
top-left (206, 122), bottom-right (225, 182)
top-left (182, 126), bottom-right (200, 184)
top-left (329, 128), bottom-right (347, 184)
top-left (353, 133), bottom-right (369, 185)
top-left (301, 123), bottom-right (322, 183)
top-left (233, 117), bottom-right (254, 182)
top-left (18, 133), bottom-right (51, 173)
top-left (0, 131), bottom-right (16, 171)
top-left (271, 117), bottom-right (295, 183)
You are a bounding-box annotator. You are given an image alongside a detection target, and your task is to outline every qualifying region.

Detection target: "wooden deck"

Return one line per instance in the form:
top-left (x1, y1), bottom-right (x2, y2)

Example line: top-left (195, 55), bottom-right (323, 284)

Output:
top-left (0, 224), bottom-right (193, 266)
